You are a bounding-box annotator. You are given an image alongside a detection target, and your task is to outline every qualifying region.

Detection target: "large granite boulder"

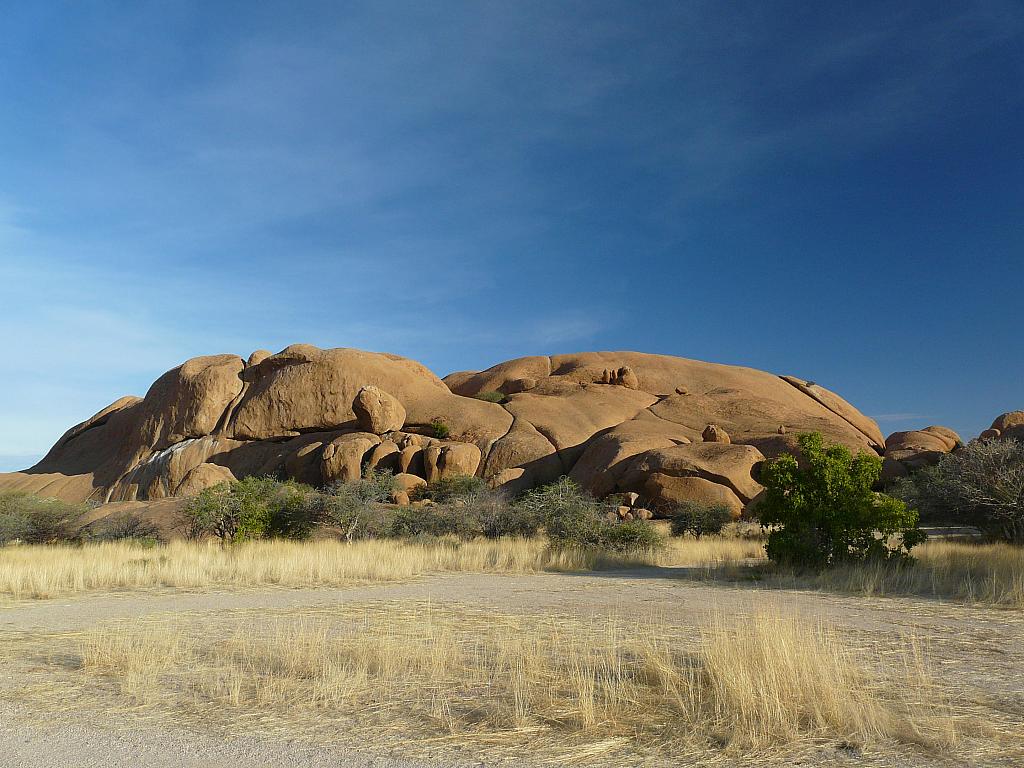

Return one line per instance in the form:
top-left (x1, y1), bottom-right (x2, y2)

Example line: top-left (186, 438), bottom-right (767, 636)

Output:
top-left (881, 426), bottom-right (961, 482)
top-left (980, 411), bottom-right (1024, 442)
top-left (617, 442), bottom-right (765, 515)
top-left (353, 386), bottom-right (406, 434)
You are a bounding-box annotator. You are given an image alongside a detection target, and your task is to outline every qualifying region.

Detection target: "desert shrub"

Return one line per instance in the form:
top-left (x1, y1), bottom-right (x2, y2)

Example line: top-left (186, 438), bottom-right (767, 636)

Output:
top-left (87, 513), bottom-right (162, 544)
top-left (319, 470), bottom-right (397, 541)
top-left (670, 501), bottom-right (733, 539)
top-left (384, 504), bottom-right (481, 540)
top-left (413, 474), bottom-right (488, 503)
top-left (429, 418), bottom-right (451, 439)
top-left (476, 492), bottom-right (543, 538)
top-left (0, 510), bottom-right (32, 545)
top-left (759, 432), bottom-right (924, 568)
top-left (411, 479), bottom-right (540, 539)
top-left (184, 477), bottom-right (316, 544)
top-left (893, 439), bottom-right (1024, 543)
top-left (518, 477), bottom-right (606, 548)
top-left (518, 477), bottom-right (662, 551)
top-left (602, 519), bottom-right (666, 552)
top-left (472, 390), bottom-right (505, 404)
top-left (266, 482), bottom-right (322, 539)
top-left (0, 491), bottom-right (87, 544)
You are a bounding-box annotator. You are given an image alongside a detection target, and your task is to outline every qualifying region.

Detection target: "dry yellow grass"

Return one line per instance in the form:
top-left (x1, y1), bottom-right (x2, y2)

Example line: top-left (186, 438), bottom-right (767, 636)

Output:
top-left (780, 540), bottom-right (1024, 608)
top-left (3, 534), bottom-right (1020, 607)
top-left (75, 603), bottom-right (960, 761)
top-left (0, 536), bottom-right (762, 600)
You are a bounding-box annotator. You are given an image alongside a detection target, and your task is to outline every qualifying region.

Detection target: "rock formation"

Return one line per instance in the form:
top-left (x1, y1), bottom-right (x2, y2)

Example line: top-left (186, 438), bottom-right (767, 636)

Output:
top-left (980, 411), bottom-right (1024, 442)
top-left (880, 426), bottom-right (962, 482)
top-left (0, 345), bottom-right (892, 516)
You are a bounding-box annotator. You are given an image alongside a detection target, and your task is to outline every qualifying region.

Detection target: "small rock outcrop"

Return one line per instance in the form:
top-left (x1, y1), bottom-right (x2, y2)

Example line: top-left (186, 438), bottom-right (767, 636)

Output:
top-left (881, 426), bottom-right (961, 481)
top-left (702, 424), bottom-right (730, 443)
top-left (981, 411), bottom-right (1024, 442)
top-left (599, 366), bottom-right (640, 389)
top-left (424, 443), bottom-right (482, 484)
top-left (619, 442), bottom-right (765, 516)
top-left (321, 433), bottom-right (380, 484)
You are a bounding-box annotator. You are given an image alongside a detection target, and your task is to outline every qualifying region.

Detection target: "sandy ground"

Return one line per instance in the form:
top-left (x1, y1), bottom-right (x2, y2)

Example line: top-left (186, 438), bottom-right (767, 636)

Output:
top-left (1, 570), bottom-right (1023, 767)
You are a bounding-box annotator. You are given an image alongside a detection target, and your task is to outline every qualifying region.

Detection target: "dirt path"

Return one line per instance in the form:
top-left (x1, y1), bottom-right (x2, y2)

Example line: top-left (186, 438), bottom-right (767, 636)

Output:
top-left (1, 570), bottom-right (1022, 767)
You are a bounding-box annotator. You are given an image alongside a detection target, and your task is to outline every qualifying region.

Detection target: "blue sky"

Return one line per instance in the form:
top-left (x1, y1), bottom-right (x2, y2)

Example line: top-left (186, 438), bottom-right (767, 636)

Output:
top-left (1, 0), bottom-right (1022, 471)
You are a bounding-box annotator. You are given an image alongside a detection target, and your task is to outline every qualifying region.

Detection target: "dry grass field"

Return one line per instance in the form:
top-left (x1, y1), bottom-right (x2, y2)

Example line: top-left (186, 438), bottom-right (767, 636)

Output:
top-left (1, 536), bottom-right (1023, 766)
top-left (69, 603), bottom-right (961, 760)
top-left (1, 535), bottom-right (1022, 607)
top-left (0, 535), bottom-right (763, 600)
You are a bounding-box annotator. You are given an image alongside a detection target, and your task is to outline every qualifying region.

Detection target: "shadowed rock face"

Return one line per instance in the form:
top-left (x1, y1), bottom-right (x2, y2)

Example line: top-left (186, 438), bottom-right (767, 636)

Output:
top-left (0, 346), bottom-right (889, 514)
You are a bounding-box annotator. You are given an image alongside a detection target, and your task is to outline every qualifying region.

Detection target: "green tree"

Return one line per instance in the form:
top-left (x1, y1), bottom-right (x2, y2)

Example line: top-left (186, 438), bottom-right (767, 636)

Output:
top-left (759, 432), bottom-right (924, 568)
top-left (183, 477), bottom-right (314, 544)
top-left (670, 501), bottom-right (733, 539)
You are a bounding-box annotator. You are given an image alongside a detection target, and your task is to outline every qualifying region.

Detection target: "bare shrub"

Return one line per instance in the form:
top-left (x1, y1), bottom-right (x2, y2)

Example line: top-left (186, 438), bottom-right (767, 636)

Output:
top-left (318, 470), bottom-right (396, 541)
top-left (87, 513), bottom-right (162, 544)
top-left (894, 438), bottom-right (1024, 542)
top-left (517, 477), bottom-right (663, 552)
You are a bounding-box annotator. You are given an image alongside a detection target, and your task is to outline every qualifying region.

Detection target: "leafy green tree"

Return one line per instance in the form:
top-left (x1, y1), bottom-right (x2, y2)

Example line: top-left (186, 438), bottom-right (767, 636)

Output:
top-left (759, 432), bottom-right (925, 568)
top-left (670, 501), bottom-right (733, 539)
top-left (184, 477), bottom-right (314, 544)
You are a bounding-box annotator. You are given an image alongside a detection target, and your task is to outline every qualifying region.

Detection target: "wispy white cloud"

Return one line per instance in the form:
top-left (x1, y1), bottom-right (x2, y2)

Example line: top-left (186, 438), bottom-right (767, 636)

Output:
top-left (872, 413), bottom-right (928, 423)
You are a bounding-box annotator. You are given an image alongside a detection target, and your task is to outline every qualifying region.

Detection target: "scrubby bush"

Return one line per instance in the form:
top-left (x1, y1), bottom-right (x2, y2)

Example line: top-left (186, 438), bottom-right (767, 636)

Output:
top-left (517, 477), bottom-right (663, 552)
top-left (893, 438), bottom-right (1024, 543)
top-left (383, 504), bottom-right (481, 540)
top-left (413, 474), bottom-right (488, 503)
top-left (473, 391), bottom-right (506, 404)
top-left (266, 481), bottom-right (322, 539)
top-left (429, 418), bottom-right (451, 439)
top-left (87, 513), bottom-right (162, 544)
top-left (759, 432), bottom-right (924, 568)
top-left (0, 491), bottom-right (87, 544)
top-left (411, 478), bottom-right (542, 539)
top-left (603, 519), bottom-right (666, 552)
top-left (183, 477), bottom-right (317, 544)
top-left (476, 492), bottom-right (543, 538)
top-left (517, 477), bottom-right (606, 548)
top-left (670, 501), bottom-right (733, 539)
top-left (318, 470), bottom-right (397, 541)
top-left (0, 508), bottom-right (32, 545)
